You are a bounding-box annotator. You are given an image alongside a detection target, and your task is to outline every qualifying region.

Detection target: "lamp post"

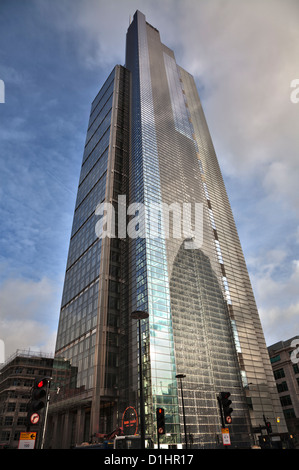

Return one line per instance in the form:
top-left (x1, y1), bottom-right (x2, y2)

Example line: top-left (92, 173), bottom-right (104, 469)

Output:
top-left (176, 373), bottom-right (188, 449)
top-left (131, 310), bottom-right (149, 449)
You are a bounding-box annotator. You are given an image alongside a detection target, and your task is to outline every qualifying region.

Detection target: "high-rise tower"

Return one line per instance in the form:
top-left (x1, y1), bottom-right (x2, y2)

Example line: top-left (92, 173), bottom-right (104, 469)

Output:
top-left (48, 11), bottom-right (287, 449)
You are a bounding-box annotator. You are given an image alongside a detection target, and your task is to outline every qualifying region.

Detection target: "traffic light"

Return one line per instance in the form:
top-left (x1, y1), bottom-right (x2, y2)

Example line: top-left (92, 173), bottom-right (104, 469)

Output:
top-left (265, 421), bottom-right (272, 434)
top-left (26, 378), bottom-right (48, 428)
top-left (219, 392), bottom-right (233, 424)
top-left (156, 407), bottom-right (165, 435)
top-left (31, 378), bottom-right (48, 411)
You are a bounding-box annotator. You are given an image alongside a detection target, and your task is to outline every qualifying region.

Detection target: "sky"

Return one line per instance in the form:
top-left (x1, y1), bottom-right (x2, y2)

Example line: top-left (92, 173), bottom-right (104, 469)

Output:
top-left (0, 0), bottom-right (299, 361)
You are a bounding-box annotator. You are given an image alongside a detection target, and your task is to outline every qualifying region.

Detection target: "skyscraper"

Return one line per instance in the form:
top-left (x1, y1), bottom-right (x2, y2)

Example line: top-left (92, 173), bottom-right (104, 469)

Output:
top-left (48, 11), bottom-right (287, 449)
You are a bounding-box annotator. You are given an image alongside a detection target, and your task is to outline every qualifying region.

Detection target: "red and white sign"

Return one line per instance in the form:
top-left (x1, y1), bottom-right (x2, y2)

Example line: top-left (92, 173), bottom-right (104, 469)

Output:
top-left (30, 413), bottom-right (40, 424)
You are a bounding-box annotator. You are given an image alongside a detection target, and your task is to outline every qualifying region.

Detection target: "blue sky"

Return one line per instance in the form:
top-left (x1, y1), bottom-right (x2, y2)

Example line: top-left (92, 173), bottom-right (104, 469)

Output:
top-left (0, 0), bottom-right (299, 360)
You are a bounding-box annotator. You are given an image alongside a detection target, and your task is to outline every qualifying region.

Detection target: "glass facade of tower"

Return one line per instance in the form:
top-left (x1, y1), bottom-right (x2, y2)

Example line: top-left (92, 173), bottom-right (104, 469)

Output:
top-left (124, 10), bottom-right (254, 448)
top-left (48, 65), bottom-right (131, 446)
top-left (48, 10), bottom-right (287, 449)
top-left (125, 12), bottom-right (181, 444)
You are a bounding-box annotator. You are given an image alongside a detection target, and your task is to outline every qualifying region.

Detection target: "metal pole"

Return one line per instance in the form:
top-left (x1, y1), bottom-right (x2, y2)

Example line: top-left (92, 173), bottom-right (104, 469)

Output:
top-left (138, 318), bottom-right (145, 449)
top-left (176, 374), bottom-right (188, 449)
top-left (40, 378), bottom-right (51, 449)
top-left (157, 424), bottom-right (160, 450)
top-left (180, 379), bottom-right (188, 449)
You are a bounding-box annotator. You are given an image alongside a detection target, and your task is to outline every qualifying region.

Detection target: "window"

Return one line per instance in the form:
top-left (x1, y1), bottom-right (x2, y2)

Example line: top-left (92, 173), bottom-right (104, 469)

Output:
top-left (19, 403), bottom-right (27, 412)
top-left (270, 355), bottom-right (280, 364)
top-left (280, 395), bottom-right (292, 407)
top-left (7, 403), bottom-right (16, 412)
top-left (1, 431), bottom-right (10, 441)
top-left (17, 417), bottom-right (27, 426)
top-left (274, 368), bottom-right (285, 380)
top-left (283, 408), bottom-right (296, 419)
top-left (277, 381), bottom-right (288, 393)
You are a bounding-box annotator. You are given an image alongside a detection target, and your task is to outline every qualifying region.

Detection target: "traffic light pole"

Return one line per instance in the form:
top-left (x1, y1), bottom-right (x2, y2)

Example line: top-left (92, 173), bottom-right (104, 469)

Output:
top-left (26, 376), bottom-right (52, 448)
top-left (263, 414), bottom-right (273, 449)
top-left (156, 408), bottom-right (165, 449)
top-left (217, 392), bottom-right (233, 448)
top-left (217, 395), bottom-right (225, 428)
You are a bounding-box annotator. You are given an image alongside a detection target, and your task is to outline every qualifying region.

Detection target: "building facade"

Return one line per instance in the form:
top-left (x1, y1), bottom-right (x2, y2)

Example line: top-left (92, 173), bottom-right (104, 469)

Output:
top-left (0, 350), bottom-right (53, 449)
top-left (47, 64), bottom-right (130, 448)
top-left (268, 336), bottom-right (299, 446)
top-left (48, 10), bottom-right (287, 448)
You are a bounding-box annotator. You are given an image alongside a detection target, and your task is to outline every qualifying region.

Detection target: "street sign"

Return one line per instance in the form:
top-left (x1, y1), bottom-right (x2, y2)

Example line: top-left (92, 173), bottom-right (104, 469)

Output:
top-left (221, 427), bottom-right (231, 446)
top-left (122, 406), bottom-right (139, 436)
top-left (18, 432), bottom-right (37, 449)
top-left (30, 413), bottom-right (40, 424)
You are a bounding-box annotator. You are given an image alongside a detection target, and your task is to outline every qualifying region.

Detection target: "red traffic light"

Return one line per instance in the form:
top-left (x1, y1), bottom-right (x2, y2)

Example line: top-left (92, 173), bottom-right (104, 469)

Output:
top-left (219, 391), bottom-right (233, 424)
top-left (28, 378), bottom-right (49, 413)
top-left (156, 407), bottom-right (165, 435)
top-left (34, 378), bottom-right (48, 389)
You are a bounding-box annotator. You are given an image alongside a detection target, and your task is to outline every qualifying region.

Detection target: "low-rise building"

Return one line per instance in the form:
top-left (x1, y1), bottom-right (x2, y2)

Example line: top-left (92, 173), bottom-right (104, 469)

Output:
top-left (0, 350), bottom-right (53, 449)
top-left (268, 336), bottom-right (299, 447)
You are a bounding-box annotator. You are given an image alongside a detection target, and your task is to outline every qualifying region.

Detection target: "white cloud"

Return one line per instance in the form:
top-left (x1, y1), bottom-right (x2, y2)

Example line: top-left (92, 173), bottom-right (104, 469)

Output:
top-left (56, 0), bottom-right (299, 214)
top-left (0, 277), bottom-right (59, 359)
top-left (1, 0), bottom-right (298, 353)
top-left (250, 257), bottom-right (299, 344)
top-left (259, 303), bottom-right (299, 347)
top-left (263, 160), bottom-right (299, 212)
top-left (170, 0), bottom-right (299, 216)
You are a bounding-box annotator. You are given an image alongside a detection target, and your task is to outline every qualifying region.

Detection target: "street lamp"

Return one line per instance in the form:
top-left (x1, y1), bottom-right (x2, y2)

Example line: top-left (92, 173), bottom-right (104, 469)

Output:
top-left (131, 310), bottom-right (149, 449)
top-left (176, 373), bottom-right (188, 449)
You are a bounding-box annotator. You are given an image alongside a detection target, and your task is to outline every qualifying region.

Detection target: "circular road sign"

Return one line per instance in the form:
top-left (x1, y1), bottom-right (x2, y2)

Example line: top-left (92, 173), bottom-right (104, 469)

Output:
top-left (30, 413), bottom-right (40, 424)
top-left (122, 406), bottom-right (138, 436)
